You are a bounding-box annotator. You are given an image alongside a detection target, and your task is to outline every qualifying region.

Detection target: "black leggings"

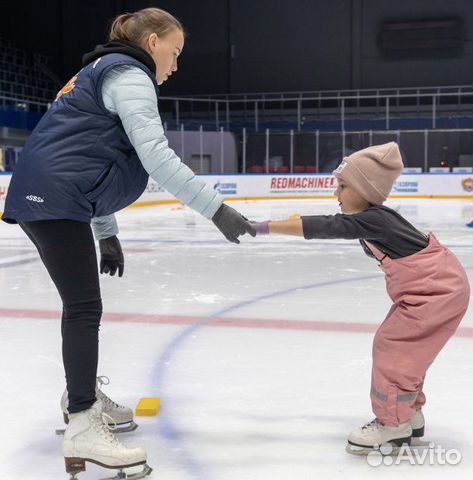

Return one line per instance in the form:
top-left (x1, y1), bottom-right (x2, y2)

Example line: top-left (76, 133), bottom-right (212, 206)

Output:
top-left (20, 220), bottom-right (102, 413)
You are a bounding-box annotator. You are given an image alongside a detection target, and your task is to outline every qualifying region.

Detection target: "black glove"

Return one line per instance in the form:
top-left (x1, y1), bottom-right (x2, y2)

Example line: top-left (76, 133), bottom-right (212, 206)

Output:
top-left (212, 204), bottom-right (256, 244)
top-left (99, 235), bottom-right (124, 277)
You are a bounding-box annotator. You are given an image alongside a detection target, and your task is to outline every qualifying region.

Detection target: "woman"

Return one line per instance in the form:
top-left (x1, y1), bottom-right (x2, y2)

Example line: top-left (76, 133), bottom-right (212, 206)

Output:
top-left (2, 7), bottom-right (254, 478)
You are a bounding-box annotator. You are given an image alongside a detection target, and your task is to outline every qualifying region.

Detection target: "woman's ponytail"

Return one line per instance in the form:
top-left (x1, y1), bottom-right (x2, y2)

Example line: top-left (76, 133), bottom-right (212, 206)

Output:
top-left (108, 8), bottom-right (185, 45)
top-left (109, 13), bottom-right (134, 41)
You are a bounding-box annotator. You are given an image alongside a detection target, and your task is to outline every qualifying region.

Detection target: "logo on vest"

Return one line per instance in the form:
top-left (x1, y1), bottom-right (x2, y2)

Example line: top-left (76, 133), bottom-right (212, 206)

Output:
top-left (26, 195), bottom-right (44, 203)
top-left (55, 73), bottom-right (78, 101)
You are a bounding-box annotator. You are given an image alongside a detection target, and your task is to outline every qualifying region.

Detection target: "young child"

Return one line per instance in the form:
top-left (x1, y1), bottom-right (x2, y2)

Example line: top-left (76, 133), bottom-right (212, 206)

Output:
top-left (252, 142), bottom-right (470, 453)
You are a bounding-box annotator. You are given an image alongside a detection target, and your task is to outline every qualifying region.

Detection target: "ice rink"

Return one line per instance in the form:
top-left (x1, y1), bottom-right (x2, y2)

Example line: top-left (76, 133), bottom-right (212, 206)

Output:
top-left (0, 197), bottom-right (472, 480)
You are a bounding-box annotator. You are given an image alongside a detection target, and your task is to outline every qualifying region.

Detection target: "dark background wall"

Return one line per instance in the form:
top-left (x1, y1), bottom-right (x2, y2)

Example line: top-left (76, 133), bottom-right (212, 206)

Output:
top-left (1, 0), bottom-right (472, 95)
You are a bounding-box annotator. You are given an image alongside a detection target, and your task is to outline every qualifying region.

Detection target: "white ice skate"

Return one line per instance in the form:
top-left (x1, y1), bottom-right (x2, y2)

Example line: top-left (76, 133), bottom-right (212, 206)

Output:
top-left (63, 400), bottom-right (152, 480)
top-left (346, 418), bottom-right (412, 455)
top-left (410, 410), bottom-right (431, 447)
top-left (56, 376), bottom-right (138, 435)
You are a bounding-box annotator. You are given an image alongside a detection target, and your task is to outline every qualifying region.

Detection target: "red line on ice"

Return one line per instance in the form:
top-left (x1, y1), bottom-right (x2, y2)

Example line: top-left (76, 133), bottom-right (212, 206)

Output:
top-left (0, 307), bottom-right (472, 337)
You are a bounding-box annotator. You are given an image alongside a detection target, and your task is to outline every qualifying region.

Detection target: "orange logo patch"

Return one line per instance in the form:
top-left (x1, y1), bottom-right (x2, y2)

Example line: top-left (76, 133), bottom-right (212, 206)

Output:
top-left (55, 74), bottom-right (78, 101)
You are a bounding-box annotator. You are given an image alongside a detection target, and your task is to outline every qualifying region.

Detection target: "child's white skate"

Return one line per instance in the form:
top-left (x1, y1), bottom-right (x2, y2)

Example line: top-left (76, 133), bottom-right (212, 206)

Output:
top-left (63, 400), bottom-right (152, 480)
top-left (410, 410), bottom-right (431, 447)
top-left (346, 418), bottom-right (412, 455)
top-left (57, 376), bottom-right (138, 435)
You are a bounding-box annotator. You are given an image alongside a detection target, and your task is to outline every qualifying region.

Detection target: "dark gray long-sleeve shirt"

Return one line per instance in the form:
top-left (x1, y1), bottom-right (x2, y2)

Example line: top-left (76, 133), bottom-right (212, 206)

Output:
top-left (301, 205), bottom-right (429, 259)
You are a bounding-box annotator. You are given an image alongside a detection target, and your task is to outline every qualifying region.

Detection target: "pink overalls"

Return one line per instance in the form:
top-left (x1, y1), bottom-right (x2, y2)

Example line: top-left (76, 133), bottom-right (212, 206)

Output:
top-left (364, 234), bottom-right (470, 426)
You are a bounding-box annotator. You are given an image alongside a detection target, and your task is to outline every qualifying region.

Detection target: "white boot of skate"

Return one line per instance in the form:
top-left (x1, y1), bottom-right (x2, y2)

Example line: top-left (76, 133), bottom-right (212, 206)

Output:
top-left (63, 400), bottom-right (151, 480)
top-left (410, 410), bottom-right (431, 447)
top-left (410, 410), bottom-right (425, 438)
top-left (95, 376), bottom-right (138, 432)
top-left (57, 376), bottom-right (137, 435)
top-left (346, 418), bottom-right (412, 455)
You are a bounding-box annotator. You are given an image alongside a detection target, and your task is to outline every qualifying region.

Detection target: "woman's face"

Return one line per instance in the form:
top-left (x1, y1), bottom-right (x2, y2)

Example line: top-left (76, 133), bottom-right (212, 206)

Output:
top-left (334, 179), bottom-right (370, 215)
top-left (144, 28), bottom-right (184, 85)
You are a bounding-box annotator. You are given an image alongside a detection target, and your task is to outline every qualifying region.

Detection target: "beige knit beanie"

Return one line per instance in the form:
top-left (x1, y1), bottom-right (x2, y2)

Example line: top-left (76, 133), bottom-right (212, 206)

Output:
top-left (332, 142), bottom-right (404, 205)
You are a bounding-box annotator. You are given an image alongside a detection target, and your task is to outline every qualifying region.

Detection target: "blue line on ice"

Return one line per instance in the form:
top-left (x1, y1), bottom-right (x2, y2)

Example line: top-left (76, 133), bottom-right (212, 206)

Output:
top-left (153, 262), bottom-right (472, 478)
top-left (152, 272), bottom-right (383, 480)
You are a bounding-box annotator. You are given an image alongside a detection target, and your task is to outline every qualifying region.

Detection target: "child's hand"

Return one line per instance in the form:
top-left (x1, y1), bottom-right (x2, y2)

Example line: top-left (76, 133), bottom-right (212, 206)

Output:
top-left (251, 221), bottom-right (270, 235)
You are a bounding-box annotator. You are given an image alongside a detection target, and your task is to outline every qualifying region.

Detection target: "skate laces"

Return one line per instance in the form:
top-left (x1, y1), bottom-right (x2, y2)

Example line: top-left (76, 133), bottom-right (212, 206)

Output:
top-left (361, 418), bottom-right (382, 432)
top-left (96, 376), bottom-right (122, 410)
top-left (90, 410), bottom-right (122, 446)
top-left (97, 376), bottom-right (110, 387)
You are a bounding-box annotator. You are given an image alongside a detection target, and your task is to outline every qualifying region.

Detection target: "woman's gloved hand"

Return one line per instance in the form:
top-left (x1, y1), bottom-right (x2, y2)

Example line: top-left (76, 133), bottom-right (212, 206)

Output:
top-left (99, 235), bottom-right (124, 277)
top-left (212, 204), bottom-right (256, 244)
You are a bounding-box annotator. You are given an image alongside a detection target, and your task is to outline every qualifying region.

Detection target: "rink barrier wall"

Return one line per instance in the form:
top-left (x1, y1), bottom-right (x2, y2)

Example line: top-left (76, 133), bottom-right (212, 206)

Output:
top-left (130, 194), bottom-right (473, 209)
top-left (0, 173), bottom-right (472, 214)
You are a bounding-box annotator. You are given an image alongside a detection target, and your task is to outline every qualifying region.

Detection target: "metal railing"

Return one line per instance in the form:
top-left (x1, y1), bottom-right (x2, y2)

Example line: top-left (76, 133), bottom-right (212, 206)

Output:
top-left (159, 88), bottom-right (473, 132)
top-left (174, 84), bottom-right (473, 100)
top-left (0, 82), bottom-right (471, 132)
top-left (2, 127), bottom-right (472, 175)
top-left (0, 93), bottom-right (50, 112)
top-left (237, 128), bottom-right (473, 174)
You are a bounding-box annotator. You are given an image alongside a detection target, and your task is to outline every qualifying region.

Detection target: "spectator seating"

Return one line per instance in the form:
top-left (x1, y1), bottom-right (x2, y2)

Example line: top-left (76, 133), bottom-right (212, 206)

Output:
top-left (248, 165), bottom-right (265, 173)
top-left (247, 164), bottom-right (318, 173)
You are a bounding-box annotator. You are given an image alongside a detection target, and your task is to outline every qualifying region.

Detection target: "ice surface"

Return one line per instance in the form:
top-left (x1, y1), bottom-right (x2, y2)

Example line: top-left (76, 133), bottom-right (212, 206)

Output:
top-left (0, 198), bottom-right (472, 479)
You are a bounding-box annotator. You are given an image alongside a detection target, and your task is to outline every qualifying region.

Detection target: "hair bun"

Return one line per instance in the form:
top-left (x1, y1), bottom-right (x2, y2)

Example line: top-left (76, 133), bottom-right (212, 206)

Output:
top-left (109, 8), bottom-right (185, 44)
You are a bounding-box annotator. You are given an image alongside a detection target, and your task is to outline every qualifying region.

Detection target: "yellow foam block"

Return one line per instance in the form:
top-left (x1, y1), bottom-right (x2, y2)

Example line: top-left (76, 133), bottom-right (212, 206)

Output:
top-left (136, 397), bottom-right (161, 416)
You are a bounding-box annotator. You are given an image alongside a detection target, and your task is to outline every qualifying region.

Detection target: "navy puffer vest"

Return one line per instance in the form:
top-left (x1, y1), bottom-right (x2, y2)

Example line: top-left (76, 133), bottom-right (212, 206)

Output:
top-left (3, 49), bottom-right (158, 224)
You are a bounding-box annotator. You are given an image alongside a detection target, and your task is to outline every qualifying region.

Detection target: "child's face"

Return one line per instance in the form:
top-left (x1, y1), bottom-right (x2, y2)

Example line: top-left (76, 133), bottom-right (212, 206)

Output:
top-left (144, 28), bottom-right (185, 85)
top-left (335, 180), bottom-right (370, 215)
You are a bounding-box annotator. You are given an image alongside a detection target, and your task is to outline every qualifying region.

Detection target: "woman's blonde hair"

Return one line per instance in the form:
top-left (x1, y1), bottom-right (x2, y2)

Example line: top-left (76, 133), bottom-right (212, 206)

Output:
top-left (109, 8), bottom-right (185, 45)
